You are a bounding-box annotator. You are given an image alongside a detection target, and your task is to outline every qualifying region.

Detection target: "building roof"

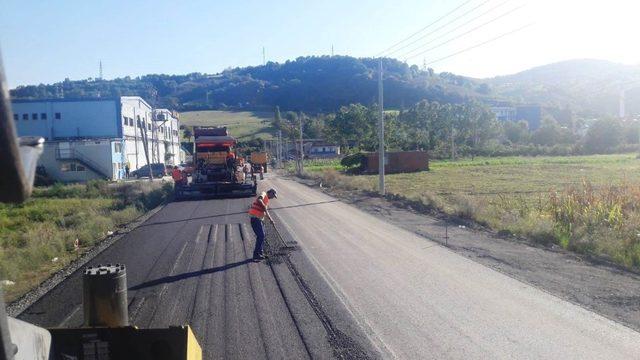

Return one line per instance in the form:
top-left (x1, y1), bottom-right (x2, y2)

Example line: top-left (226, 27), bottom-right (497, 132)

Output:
top-left (11, 97), bottom-right (120, 104)
top-left (11, 96), bottom-right (152, 108)
top-left (309, 141), bottom-right (339, 147)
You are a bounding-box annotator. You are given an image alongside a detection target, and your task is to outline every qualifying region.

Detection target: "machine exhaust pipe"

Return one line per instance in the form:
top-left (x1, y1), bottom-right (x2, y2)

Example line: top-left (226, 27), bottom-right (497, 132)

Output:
top-left (83, 264), bottom-right (128, 327)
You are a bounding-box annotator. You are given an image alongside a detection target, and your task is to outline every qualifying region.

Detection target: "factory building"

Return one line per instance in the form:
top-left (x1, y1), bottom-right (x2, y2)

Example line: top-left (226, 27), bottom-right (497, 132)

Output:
top-left (11, 96), bottom-right (182, 182)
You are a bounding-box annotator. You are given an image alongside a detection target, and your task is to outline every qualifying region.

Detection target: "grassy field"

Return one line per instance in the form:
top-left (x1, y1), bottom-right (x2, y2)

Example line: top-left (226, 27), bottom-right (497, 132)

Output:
top-left (0, 181), bottom-right (172, 301)
top-left (308, 153), bottom-right (640, 268)
top-left (180, 110), bottom-right (275, 140)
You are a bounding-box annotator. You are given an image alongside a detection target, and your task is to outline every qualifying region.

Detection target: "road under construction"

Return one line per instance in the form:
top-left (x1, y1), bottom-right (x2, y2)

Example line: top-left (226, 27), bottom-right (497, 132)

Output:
top-left (16, 175), bottom-right (640, 359)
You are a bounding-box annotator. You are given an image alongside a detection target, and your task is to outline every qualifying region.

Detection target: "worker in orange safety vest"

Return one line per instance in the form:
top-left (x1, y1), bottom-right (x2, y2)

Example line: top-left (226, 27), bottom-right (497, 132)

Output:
top-left (171, 166), bottom-right (185, 185)
top-left (248, 188), bottom-right (277, 260)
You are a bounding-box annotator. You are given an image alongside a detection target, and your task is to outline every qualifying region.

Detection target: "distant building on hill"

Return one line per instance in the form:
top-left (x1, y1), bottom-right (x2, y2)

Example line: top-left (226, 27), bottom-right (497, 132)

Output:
top-left (490, 103), bottom-right (542, 130)
top-left (307, 141), bottom-right (341, 158)
top-left (11, 97), bottom-right (182, 182)
top-left (490, 106), bottom-right (517, 122)
top-left (515, 105), bottom-right (542, 130)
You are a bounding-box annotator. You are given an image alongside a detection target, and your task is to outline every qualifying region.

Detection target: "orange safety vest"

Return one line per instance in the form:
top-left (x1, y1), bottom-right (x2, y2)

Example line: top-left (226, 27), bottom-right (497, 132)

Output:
top-left (172, 168), bottom-right (183, 181)
top-left (248, 193), bottom-right (269, 218)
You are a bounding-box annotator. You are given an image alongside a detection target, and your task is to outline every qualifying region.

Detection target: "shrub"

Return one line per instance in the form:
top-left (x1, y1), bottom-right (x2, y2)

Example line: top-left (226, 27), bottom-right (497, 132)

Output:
top-left (340, 152), bottom-right (366, 170)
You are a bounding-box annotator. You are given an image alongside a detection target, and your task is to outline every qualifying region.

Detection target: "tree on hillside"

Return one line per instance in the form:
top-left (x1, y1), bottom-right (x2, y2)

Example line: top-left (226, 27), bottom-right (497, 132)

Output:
top-left (584, 118), bottom-right (623, 153)
top-left (183, 128), bottom-right (193, 140)
top-left (324, 104), bottom-right (377, 150)
top-left (503, 120), bottom-right (530, 144)
top-left (531, 117), bottom-right (573, 146)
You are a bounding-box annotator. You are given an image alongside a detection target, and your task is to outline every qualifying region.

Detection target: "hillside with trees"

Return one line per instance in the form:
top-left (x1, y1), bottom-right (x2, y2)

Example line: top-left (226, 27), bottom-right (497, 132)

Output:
top-left (10, 56), bottom-right (482, 112)
top-left (486, 59), bottom-right (640, 117)
top-left (11, 57), bottom-right (640, 118)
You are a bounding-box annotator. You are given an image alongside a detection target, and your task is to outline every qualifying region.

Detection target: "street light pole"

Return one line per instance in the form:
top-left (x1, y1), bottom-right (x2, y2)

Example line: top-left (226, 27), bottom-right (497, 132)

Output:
top-left (378, 59), bottom-right (385, 196)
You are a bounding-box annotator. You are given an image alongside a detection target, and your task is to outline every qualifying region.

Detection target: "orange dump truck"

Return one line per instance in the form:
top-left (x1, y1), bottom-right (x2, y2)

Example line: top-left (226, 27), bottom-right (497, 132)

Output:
top-left (250, 152), bottom-right (268, 173)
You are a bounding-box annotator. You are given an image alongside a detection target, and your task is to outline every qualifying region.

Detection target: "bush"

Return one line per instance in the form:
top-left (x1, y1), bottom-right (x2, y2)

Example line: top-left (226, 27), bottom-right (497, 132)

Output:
top-left (340, 152), bottom-right (366, 170)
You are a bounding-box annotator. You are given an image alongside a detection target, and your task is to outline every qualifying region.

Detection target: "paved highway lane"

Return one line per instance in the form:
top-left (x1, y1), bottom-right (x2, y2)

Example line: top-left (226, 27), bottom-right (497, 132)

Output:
top-left (18, 186), bottom-right (377, 359)
top-left (268, 177), bottom-right (640, 359)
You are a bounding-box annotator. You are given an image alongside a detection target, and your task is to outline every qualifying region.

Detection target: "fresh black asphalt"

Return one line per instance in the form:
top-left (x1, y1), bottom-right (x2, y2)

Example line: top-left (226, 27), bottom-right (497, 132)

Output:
top-left (18, 192), bottom-right (379, 359)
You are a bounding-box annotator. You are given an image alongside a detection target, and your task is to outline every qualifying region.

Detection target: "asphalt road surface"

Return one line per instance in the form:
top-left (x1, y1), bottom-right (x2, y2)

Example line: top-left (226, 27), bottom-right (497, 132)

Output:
top-left (18, 180), bottom-right (376, 359)
top-left (18, 175), bottom-right (640, 359)
top-left (267, 177), bottom-right (640, 360)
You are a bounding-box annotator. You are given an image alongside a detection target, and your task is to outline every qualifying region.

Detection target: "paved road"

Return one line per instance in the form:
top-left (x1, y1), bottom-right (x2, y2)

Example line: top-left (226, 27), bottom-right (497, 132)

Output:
top-left (18, 181), bottom-right (376, 359)
top-left (268, 177), bottom-right (640, 359)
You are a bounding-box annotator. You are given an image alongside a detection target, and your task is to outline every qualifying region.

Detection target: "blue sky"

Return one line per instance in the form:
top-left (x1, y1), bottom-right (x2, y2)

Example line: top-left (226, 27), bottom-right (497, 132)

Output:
top-left (2, 0), bottom-right (639, 87)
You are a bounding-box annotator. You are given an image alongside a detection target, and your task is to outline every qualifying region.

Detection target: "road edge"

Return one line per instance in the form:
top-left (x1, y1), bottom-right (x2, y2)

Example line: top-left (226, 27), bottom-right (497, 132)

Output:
top-left (6, 203), bottom-right (167, 317)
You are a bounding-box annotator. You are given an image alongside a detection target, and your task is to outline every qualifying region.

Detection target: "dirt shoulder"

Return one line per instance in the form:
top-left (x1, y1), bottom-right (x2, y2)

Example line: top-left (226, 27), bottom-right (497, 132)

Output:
top-left (292, 176), bottom-right (640, 332)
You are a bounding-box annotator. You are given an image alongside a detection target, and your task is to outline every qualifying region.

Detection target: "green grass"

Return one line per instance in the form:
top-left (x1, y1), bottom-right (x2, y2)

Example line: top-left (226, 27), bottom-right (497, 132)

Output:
top-left (309, 153), bottom-right (640, 268)
top-left (180, 110), bottom-right (276, 140)
top-left (0, 181), bottom-right (173, 302)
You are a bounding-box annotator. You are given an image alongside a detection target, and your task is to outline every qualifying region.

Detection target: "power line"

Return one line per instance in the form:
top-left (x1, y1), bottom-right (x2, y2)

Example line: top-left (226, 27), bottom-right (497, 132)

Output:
top-left (422, 23), bottom-right (534, 66)
top-left (402, 4), bottom-right (525, 61)
top-left (375, 0), bottom-right (474, 57)
top-left (391, 0), bottom-right (511, 58)
top-left (385, 0), bottom-right (494, 57)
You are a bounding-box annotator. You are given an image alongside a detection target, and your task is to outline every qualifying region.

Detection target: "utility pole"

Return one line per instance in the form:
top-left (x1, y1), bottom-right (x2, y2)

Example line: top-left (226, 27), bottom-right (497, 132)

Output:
top-left (331, 44), bottom-right (334, 56)
top-left (206, 90), bottom-right (212, 107)
top-left (262, 47), bottom-right (266, 66)
top-left (99, 60), bottom-right (103, 80)
top-left (378, 60), bottom-right (385, 195)
top-left (298, 112), bottom-right (304, 175)
top-left (277, 130), bottom-right (282, 168)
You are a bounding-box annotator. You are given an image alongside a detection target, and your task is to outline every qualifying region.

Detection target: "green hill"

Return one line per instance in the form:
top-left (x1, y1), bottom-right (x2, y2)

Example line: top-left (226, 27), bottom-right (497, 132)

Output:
top-left (180, 110), bottom-right (275, 140)
top-left (484, 59), bottom-right (640, 116)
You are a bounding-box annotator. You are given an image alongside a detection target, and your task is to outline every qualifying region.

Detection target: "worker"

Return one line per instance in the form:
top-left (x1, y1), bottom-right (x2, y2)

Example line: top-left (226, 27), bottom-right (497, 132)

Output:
top-left (259, 165), bottom-right (264, 180)
top-left (248, 188), bottom-right (277, 261)
top-left (226, 151), bottom-right (236, 169)
top-left (172, 166), bottom-right (185, 185)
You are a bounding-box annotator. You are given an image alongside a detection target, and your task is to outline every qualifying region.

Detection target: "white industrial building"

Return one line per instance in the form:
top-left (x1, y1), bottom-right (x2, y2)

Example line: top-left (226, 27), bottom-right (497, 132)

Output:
top-left (11, 96), bottom-right (183, 182)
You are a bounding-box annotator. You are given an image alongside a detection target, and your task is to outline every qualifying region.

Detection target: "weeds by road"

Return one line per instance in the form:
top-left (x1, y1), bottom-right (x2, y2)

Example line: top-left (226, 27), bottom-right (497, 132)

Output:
top-left (301, 153), bottom-right (640, 269)
top-left (0, 180), bottom-right (172, 301)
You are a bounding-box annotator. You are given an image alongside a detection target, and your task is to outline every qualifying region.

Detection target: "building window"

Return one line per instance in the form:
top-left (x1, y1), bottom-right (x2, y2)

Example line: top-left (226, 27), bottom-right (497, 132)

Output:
top-left (55, 112), bottom-right (61, 119)
top-left (32, 113), bottom-right (38, 120)
top-left (13, 114), bottom-right (18, 121)
top-left (22, 114), bottom-right (28, 120)
top-left (41, 113), bottom-right (47, 120)
top-left (61, 162), bottom-right (85, 172)
top-left (114, 143), bottom-right (122, 153)
top-left (148, 123), bottom-right (151, 131)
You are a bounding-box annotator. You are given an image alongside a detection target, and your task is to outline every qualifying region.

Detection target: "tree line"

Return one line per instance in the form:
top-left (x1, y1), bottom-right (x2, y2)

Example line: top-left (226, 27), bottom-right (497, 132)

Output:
top-left (271, 101), bottom-right (639, 159)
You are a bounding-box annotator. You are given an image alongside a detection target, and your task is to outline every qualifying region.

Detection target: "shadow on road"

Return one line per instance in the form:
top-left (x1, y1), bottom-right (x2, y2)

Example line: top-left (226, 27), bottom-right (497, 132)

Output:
top-left (129, 258), bottom-right (254, 290)
top-left (140, 200), bottom-right (339, 227)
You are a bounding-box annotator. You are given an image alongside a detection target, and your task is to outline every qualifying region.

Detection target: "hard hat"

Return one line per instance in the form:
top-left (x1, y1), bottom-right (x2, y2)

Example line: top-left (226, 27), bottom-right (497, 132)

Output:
top-left (267, 188), bottom-right (277, 198)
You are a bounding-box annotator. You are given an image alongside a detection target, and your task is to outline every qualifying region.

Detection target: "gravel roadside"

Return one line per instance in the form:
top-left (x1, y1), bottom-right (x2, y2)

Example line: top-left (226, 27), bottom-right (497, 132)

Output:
top-left (292, 176), bottom-right (640, 333)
